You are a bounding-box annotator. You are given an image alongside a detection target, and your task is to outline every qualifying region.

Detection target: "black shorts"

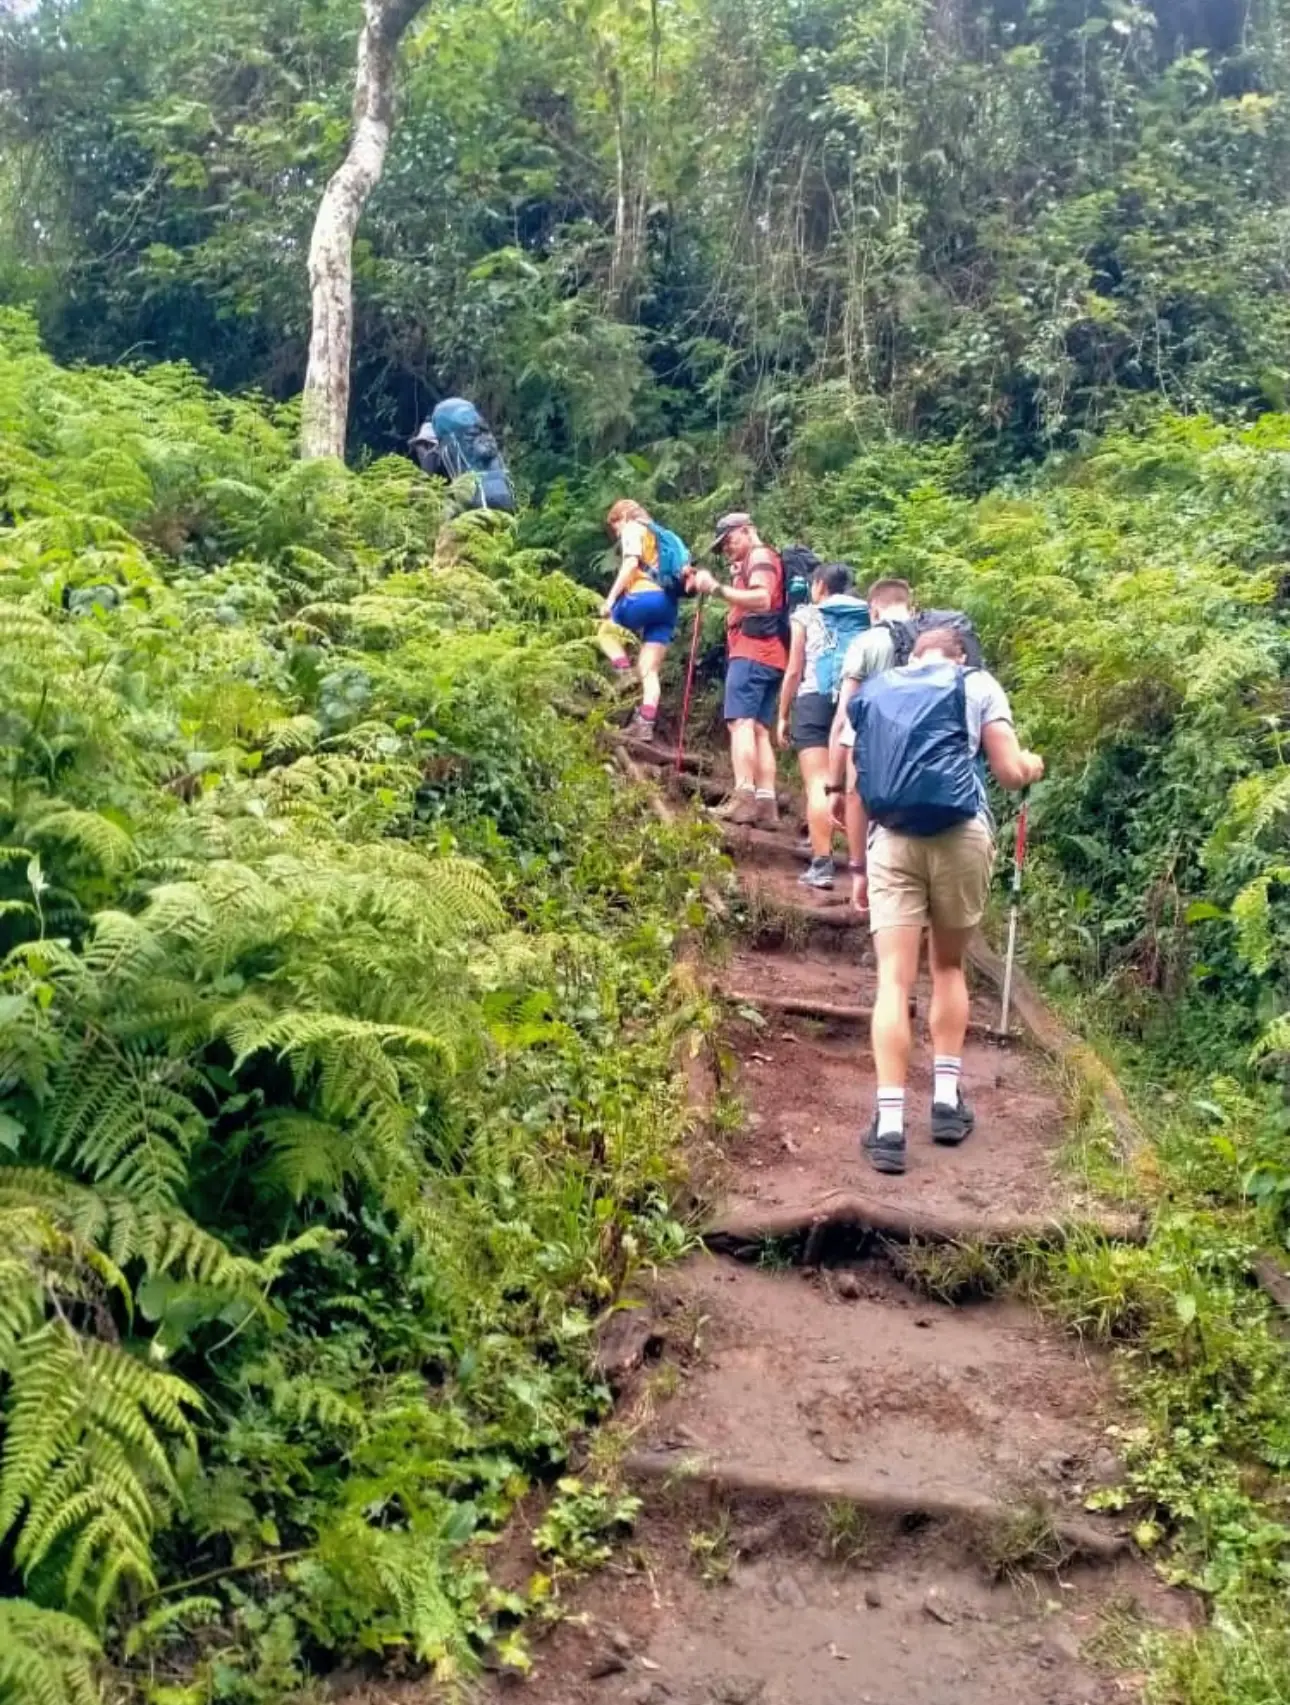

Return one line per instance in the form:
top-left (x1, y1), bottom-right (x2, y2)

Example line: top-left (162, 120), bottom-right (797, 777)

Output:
top-left (791, 691), bottom-right (835, 751)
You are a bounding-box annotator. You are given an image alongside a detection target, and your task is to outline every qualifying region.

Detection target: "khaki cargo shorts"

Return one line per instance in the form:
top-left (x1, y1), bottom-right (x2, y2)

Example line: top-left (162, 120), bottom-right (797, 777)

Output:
top-left (868, 818), bottom-right (996, 933)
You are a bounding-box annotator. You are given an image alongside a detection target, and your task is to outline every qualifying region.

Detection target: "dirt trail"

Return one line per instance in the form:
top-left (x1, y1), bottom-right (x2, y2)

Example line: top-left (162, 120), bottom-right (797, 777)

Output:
top-left (477, 769), bottom-right (1187, 1705)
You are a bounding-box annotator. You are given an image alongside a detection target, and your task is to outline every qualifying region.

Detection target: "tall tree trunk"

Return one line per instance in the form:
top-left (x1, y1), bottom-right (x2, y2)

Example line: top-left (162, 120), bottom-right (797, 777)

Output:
top-left (300, 0), bottom-right (430, 461)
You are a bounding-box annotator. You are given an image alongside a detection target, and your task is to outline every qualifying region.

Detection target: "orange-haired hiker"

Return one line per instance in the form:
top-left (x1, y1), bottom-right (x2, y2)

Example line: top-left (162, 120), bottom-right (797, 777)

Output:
top-left (598, 499), bottom-right (690, 742)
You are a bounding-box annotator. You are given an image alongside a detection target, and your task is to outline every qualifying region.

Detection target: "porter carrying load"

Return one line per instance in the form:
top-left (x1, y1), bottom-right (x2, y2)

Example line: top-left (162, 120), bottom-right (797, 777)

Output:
top-left (408, 397), bottom-right (516, 513)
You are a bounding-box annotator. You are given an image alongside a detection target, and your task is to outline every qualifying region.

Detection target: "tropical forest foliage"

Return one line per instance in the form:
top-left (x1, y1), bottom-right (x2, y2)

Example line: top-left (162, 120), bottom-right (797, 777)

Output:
top-left (5, 0), bottom-right (1290, 1699)
top-left (0, 313), bottom-right (719, 1699)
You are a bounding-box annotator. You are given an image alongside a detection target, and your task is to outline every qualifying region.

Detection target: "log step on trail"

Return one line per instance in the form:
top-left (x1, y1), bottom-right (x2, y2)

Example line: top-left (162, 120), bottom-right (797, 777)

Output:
top-left (484, 788), bottom-right (1188, 1705)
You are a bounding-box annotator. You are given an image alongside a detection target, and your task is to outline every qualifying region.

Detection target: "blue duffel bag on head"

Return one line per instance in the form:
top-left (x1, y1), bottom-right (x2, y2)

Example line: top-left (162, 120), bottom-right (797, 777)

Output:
top-left (424, 397), bottom-right (516, 513)
top-left (852, 661), bottom-right (981, 836)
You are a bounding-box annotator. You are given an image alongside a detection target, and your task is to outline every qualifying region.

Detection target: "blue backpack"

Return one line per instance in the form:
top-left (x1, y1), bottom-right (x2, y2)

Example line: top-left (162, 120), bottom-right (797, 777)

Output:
top-left (815, 598), bottom-right (872, 699)
top-left (646, 522), bottom-right (691, 597)
top-left (427, 398), bottom-right (516, 513)
top-left (852, 661), bottom-right (981, 836)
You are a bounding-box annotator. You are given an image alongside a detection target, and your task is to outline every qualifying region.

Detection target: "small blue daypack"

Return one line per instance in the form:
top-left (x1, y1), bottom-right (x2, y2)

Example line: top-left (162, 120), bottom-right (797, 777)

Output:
top-left (647, 522), bottom-right (691, 597)
top-left (852, 661), bottom-right (981, 836)
top-left (815, 598), bottom-right (871, 699)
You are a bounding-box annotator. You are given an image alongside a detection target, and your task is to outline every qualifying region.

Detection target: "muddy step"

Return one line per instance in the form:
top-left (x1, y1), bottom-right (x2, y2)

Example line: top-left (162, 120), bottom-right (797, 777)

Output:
top-left (736, 879), bottom-right (869, 950)
top-left (720, 824), bottom-right (842, 869)
top-left (614, 733), bottom-right (714, 777)
top-left (714, 1017), bottom-right (1073, 1231)
top-left (625, 1454), bottom-right (1125, 1566)
top-left (493, 1516), bottom-right (1180, 1705)
top-left (633, 1259), bottom-right (1132, 1573)
top-left (721, 943), bottom-right (876, 1009)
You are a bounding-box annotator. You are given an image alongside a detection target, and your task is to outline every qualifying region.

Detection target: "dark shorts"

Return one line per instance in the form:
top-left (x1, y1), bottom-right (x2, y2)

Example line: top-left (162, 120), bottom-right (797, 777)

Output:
top-left (724, 657), bottom-right (784, 727)
top-left (610, 587), bottom-right (679, 646)
top-left (791, 691), bottom-right (835, 750)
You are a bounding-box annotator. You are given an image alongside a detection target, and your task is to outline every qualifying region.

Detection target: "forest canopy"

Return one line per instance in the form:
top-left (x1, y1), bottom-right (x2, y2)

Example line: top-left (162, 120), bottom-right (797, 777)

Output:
top-left (2, 0), bottom-right (1287, 470)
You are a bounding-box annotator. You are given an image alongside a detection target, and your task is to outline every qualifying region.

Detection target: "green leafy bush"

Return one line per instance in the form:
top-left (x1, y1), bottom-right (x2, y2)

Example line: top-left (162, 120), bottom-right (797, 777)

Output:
top-left (0, 315), bottom-right (723, 1699)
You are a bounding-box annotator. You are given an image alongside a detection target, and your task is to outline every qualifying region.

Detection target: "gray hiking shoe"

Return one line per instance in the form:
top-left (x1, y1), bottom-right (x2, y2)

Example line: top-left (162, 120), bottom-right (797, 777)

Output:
top-left (862, 1116), bottom-right (906, 1175)
top-left (930, 1091), bottom-right (975, 1147)
top-left (754, 794), bottom-right (779, 829)
top-left (798, 856), bottom-right (835, 890)
top-left (627, 712), bottom-right (655, 743)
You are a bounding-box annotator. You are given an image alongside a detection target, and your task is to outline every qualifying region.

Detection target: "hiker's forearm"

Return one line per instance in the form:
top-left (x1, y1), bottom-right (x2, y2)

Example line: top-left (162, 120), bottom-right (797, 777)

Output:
top-left (983, 722), bottom-right (1043, 789)
top-left (845, 756), bottom-right (866, 866)
top-left (778, 667), bottom-right (803, 720)
top-left (606, 560), bottom-right (637, 606)
top-left (831, 679), bottom-right (856, 745)
top-left (715, 584), bottom-right (771, 612)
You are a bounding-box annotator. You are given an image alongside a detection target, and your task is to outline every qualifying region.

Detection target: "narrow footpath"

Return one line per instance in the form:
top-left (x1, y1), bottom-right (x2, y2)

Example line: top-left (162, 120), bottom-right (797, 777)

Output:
top-left (481, 748), bottom-right (1189, 1705)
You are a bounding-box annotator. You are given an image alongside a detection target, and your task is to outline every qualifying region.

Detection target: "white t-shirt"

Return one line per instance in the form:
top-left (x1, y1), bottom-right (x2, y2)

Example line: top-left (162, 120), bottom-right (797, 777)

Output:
top-left (790, 595), bottom-right (870, 698)
top-left (852, 659), bottom-right (1013, 821)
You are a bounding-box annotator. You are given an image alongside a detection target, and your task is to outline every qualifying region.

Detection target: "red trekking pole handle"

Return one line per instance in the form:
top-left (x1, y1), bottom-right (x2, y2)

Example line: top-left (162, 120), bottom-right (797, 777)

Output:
top-left (674, 596), bottom-right (705, 774)
top-left (1012, 795), bottom-right (1029, 892)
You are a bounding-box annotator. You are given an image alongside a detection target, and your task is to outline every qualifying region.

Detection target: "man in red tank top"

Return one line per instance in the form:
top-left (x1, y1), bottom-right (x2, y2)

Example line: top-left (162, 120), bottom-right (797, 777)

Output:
top-left (692, 512), bottom-right (787, 827)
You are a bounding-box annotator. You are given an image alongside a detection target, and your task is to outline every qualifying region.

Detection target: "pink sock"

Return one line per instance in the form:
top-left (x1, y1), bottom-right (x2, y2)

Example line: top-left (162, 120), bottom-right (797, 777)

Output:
top-left (640, 703), bottom-right (657, 722)
top-left (611, 657), bottom-right (631, 671)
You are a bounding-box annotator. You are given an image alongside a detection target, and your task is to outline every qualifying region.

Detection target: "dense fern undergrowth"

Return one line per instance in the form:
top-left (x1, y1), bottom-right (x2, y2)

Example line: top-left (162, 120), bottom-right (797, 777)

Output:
top-left (8, 310), bottom-right (1290, 1705)
top-left (0, 310), bottom-right (723, 1701)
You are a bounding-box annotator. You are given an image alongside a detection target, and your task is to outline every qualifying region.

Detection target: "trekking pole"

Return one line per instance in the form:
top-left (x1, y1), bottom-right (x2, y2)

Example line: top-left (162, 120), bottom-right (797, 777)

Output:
top-left (998, 789), bottom-right (1030, 1039)
top-left (674, 596), bottom-right (705, 774)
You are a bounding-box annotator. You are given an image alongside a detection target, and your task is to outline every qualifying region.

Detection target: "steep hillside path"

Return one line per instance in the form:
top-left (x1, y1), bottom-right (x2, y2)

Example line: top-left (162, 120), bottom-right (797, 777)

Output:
top-left (477, 752), bottom-right (1187, 1705)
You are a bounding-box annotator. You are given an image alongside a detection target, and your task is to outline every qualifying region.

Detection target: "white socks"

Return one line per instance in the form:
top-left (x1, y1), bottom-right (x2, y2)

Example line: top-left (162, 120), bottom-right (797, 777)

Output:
top-left (933, 1056), bottom-right (962, 1109)
top-left (754, 787), bottom-right (776, 802)
top-left (876, 1087), bottom-right (905, 1139)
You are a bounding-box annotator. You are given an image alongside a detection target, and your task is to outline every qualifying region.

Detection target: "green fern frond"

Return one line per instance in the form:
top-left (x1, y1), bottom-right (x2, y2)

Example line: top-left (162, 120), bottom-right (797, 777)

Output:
top-left (271, 1376), bottom-right (368, 1435)
top-left (0, 1167), bottom-right (258, 1294)
top-left (22, 807), bottom-right (137, 877)
top-left (263, 714), bottom-right (322, 758)
top-left (39, 1049), bottom-right (204, 1208)
top-left (0, 1598), bottom-right (101, 1705)
top-left (1, 1322), bottom-right (200, 1608)
top-left (256, 1112), bottom-right (354, 1201)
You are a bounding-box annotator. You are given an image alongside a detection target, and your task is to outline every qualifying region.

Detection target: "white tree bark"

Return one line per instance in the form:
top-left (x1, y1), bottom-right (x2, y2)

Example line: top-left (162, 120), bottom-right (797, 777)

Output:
top-left (300, 0), bottom-right (430, 461)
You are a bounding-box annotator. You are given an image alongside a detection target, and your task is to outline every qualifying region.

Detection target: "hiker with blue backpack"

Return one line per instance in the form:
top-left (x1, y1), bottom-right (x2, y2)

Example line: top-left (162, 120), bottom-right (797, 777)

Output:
top-left (850, 625), bottom-right (1043, 1177)
top-left (408, 398), bottom-right (516, 514)
top-left (598, 499), bottom-right (692, 743)
top-left (775, 561), bottom-right (872, 890)
top-left (830, 578), bottom-right (985, 915)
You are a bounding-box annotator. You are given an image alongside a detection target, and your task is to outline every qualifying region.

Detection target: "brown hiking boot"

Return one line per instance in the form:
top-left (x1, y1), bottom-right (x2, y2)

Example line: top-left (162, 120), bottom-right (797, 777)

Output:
top-left (754, 794), bottom-right (779, 828)
top-left (718, 790), bottom-right (760, 826)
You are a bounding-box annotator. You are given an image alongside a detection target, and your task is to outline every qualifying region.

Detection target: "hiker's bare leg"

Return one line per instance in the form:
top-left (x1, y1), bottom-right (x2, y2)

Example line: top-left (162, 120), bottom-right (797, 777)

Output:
top-left (872, 925), bottom-right (922, 1088)
top-left (846, 752), bottom-right (869, 912)
top-left (753, 724), bottom-right (777, 794)
top-left (729, 718), bottom-right (758, 790)
top-left (638, 641), bottom-right (668, 713)
top-left (798, 746), bottom-right (833, 858)
top-left (927, 925), bottom-right (972, 1061)
top-left (596, 620), bottom-right (629, 667)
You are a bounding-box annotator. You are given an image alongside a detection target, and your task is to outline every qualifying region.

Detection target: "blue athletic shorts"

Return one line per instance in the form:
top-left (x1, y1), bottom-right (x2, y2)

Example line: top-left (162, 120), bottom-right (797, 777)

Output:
top-left (724, 657), bottom-right (784, 727)
top-left (610, 587), bottom-right (679, 646)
